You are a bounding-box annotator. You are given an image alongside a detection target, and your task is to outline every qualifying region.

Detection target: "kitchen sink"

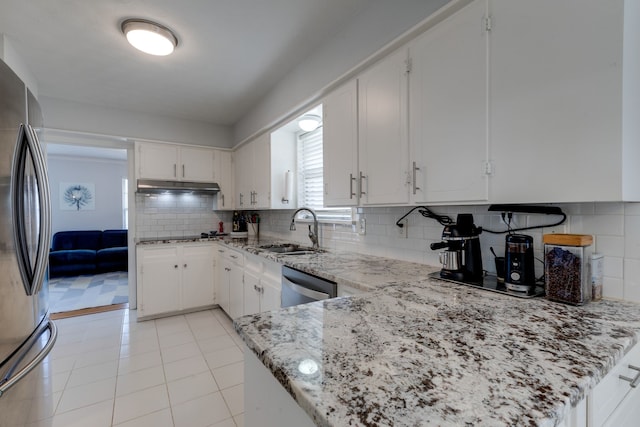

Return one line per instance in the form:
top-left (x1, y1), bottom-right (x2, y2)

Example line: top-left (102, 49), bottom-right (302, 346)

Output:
top-left (258, 244), bottom-right (323, 255)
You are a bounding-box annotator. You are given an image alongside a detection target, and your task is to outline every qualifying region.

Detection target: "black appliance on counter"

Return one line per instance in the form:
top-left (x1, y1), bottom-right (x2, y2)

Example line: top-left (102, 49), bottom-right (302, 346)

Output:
top-left (504, 234), bottom-right (536, 293)
top-left (430, 213), bottom-right (483, 282)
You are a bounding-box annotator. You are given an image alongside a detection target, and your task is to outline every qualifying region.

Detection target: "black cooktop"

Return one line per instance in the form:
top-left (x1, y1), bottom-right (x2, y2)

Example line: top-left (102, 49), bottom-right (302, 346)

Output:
top-left (428, 272), bottom-right (545, 299)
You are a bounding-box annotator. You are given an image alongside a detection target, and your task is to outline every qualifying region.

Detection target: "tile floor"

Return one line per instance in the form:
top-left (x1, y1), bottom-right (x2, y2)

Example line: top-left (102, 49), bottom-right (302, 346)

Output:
top-left (31, 307), bottom-right (245, 427)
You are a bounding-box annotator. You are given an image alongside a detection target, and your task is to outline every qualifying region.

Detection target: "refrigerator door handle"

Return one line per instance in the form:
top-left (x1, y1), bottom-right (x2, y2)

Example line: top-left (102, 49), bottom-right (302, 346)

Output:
top-left (0, 320), bottom-right (57, 397)
top-left (11, 124), bottom-right (51, 296)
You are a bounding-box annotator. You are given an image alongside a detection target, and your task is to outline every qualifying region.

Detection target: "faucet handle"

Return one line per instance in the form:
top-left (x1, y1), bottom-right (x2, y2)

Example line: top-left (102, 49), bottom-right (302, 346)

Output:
top-left (308, 225), bottom-right (319, 247)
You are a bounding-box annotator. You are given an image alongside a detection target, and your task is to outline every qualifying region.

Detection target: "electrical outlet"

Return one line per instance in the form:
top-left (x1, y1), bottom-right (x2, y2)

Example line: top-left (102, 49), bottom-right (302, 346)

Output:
top-left (358, 217), bottom-right (366, 235)
top-left (399, 219), bottom-right (408, 238)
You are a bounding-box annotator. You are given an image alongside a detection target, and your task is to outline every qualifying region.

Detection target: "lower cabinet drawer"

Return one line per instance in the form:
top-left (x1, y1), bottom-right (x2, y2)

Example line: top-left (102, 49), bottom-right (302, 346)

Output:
top-left (589, 342), bottom-right (640, 426)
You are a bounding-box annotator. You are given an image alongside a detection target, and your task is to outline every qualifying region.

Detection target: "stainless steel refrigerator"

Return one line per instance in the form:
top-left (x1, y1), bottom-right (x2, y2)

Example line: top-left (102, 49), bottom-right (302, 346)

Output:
top-left (0, 58), bottom-right (57, 410)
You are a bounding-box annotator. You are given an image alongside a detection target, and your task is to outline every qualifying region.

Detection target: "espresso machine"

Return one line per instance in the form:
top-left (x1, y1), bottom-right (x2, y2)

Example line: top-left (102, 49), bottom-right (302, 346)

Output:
top-left (430, 214), bottom-right (483, 282)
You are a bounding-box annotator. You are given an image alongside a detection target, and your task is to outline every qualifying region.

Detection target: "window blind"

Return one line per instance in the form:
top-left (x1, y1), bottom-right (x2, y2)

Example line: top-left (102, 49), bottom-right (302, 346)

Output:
top-left (297, 128), bottom-right (324, 210)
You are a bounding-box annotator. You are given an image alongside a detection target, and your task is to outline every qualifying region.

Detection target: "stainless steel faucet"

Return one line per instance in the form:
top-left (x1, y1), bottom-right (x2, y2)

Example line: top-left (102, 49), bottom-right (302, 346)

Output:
top-left (290, 207), bottom-right (319, 249)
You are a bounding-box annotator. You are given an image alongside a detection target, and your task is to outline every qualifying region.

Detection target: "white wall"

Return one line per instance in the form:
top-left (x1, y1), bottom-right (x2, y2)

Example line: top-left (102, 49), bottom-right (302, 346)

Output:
top-left (257, 202), bottom-right (640, 304)
top-left (233, 0), bottom-right (449, 144)
top-left (48, 155), bottom-right (127, 234)
top-left (0, 34), bottom-right (38, 95)
top-left (40, 96), bottom-right (234, 149)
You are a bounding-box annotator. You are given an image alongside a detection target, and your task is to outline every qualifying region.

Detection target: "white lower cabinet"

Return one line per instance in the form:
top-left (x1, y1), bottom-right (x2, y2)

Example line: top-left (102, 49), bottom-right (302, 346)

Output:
top-left (216, 244), bottom-right (282, 318)
top-left (588, 342), bottom-right (640, 426)
top-left (137, 243), bottom-right (215, 320)
top-left (244, 253), bottom-right (281, 316)
top-left (217, 246), bottom-right (244, 319)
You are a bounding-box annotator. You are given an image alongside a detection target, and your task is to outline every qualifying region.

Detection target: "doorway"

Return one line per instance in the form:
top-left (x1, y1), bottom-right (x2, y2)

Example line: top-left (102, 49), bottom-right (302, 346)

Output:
top-left (43, 131), bottom-right (135, 316)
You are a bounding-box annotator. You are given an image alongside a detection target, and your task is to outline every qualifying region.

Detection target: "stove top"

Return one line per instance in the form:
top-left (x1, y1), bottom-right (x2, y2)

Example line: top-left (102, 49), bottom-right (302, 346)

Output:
top-left (428, 272), bottom-right (545, 299)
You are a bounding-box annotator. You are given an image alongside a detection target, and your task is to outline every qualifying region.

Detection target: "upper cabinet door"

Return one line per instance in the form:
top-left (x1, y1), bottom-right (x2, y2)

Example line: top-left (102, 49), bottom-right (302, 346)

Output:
top-left (409, 0), bottom-right (489, 204)
top-left (213, 149), bottom-right (234, 210)
top-left (138, 142), bottom-right (179, 180)
top-left (322, 79), bottom-right (359, 207)
top-left (489, 0), bottom-right (629, 203)
top-left (252, 133), bottom-right (271, 209)
top-left (180, 146), bottom-right (215, 182)
top-left (358, 48), bottom-right (410, 206)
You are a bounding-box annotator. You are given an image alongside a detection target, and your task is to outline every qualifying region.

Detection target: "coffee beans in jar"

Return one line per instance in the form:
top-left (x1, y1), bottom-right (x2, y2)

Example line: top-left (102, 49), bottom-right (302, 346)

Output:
top-left (543, 234), bottom-right (593, 305)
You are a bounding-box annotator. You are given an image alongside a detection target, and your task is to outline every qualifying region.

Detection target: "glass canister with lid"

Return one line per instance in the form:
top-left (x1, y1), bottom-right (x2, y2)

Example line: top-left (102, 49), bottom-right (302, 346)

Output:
top-left (543, 234), bottom-right (593, 305)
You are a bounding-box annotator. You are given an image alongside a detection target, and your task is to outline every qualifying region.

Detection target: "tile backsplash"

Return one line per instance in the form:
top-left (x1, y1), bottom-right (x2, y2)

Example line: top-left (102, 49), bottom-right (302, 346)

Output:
top-left (134, 195), bottom-right (640, 303)
top-left (256, 203), bottom-right (640, 303)
top-left (135, 193), bottom-right (231, 238)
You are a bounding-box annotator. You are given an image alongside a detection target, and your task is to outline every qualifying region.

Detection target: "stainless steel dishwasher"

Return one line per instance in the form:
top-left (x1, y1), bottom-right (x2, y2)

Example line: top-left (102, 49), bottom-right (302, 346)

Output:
top-left (281, 265), bottom-right (337, 307)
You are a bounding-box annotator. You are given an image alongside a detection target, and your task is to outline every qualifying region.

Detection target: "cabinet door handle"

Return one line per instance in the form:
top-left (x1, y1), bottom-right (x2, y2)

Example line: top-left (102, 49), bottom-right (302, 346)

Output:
top-left (221, 193), bottom-right (225, 207)
top-left (349, 173), bottom-right (356, 199)
top-left (182, 164), bottom-right (185, 178)
top-left (239, 193), bottom-right (244, 206)
top-left (230, 255), bottom-right (238, 259)
top-left (173, 164), bottom-right (177, 178)
top-left (619, 365), bottom-right (640, 388)
top-left (184, 264), bottom-right (187, 268)
top-left (359, 172), bottom-right (366, 196)
top-left (224, 267), bottom-right (230, 272)
top-left (412, 161), bottom-right (421, 195)
top-left (174, 265), bottom-right (178, 269)
top-left (218, 249), bottom-right (225, 253)
top-left (254, 284), bottom-right (259, 292)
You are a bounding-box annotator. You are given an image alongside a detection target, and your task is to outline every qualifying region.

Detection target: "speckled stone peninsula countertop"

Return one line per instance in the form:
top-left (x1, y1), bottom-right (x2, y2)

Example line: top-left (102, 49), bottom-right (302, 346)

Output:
top-left (228, 238), bottom-right (640, 426)
top-left (218, 236), bottom-right (439, 292)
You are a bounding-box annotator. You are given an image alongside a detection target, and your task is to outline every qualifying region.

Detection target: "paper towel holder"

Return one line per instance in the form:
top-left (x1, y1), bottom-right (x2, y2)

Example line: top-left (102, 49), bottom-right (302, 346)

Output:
top-left (282, 170), bottom-right (293, 204)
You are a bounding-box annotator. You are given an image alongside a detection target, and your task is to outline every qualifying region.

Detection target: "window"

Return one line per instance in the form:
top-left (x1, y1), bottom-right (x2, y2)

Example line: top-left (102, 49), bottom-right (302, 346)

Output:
top-left (297, 128), bottom-right (323, 210)
top-left (296, 124), bottom-right (353, 222)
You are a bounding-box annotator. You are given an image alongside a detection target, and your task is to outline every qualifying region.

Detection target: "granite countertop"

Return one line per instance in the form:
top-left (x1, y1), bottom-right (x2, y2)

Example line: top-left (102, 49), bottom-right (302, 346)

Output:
top-left (224, 237), bottom-right (640, 426)
top-left (218, 236), bottom-right (438, 292)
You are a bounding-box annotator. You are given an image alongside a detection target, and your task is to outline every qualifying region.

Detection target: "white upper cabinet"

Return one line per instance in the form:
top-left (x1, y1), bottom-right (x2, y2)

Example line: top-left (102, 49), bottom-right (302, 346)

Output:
top-left (322, 79), bottom-right (359, 207)
top-left (409, 0), bottom-right (490, 204)
top-left (213, 149), bottom-right (234, 210)
top-left (180, 146), bottom-right (216, 182)
top-left (136, 141), bottom-right (215, 182)
top-left (234, 134), bottom-right (271, 209)
top-left (137, 143), bottom-right (179, 181)
top-left (489, 0), bottom-right (640, 203)
top-left (358, 48), bottom-right (410, 206)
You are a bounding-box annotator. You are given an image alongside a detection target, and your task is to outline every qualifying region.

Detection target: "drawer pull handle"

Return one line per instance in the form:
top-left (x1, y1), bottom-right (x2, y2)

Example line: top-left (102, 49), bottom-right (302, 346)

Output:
top-left (619, 365), bottom-right (640, 388)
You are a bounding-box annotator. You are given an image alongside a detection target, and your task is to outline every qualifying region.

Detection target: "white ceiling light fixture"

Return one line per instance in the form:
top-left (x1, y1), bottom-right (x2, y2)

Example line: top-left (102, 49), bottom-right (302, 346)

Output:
top-left (297, 114), bottom-right (322, 132)
top-left (121, 19), bottom-right (178, 56)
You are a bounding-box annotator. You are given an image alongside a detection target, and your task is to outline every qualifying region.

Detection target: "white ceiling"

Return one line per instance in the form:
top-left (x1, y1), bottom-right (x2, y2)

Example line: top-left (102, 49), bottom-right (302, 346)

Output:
top-left (0, 0), bottom-right (371, 127)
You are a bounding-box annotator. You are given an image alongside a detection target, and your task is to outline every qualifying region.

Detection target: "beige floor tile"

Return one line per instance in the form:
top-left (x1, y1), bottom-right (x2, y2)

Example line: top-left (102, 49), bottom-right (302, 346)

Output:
top-left (120, 336), bottom-right (160, 358)
top-left (221, 383), bottom-right (244, 416)
top-left (212, 362), bottom-right (244, 390)
top-left (113, 384), bottom-right (170, 425)
top-left (113, 408), bottom-right (174, 427)
top-left (211, 418), bottom-right (236, 427)
top-left (167, 371), bottom-right (219, 406)
top-left (73, 345), bottom-right (121, 369)
top-left (234, 413), bottom-right (245, 427)
top-left (44, 399), bottom-right (114, 427)
top-left (118, 350), bottom-right (163, 375)
top-left (163, 354), bottom-right (209, 382)
top-left (197, 334), bottom-right (237, 354)
top-left (172, 392), bottom-right (231, 427)
top-left (204, 346), bottom-right (244, 370)
top-left (116, 365), bottom-right (166, 397)
top-left (66, 359), bottom-right (119, 389)
top-left (161, 340), bottom-right (202, 364)
top-left (159, 330), bottom-right (196, 349)
top-left (56, 377), bottom-right (116, 414)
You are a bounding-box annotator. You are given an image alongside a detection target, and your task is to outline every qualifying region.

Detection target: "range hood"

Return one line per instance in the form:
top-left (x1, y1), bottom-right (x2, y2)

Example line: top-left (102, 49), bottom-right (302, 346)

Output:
top-left (136, 179), bottom-right (220, 194)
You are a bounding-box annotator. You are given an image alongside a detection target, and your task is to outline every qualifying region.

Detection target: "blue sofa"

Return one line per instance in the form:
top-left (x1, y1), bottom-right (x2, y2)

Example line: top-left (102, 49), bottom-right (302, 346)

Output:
top-left (49, 230), bottom-right (128, 278)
